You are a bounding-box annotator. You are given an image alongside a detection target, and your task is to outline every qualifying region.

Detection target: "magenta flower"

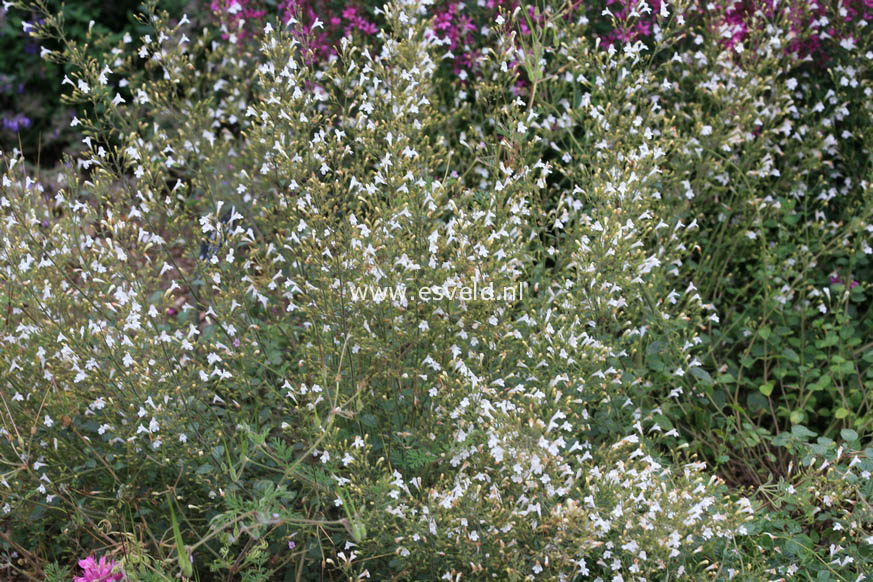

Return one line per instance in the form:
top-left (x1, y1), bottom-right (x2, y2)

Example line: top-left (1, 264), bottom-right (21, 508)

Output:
top-left (210, 0), bottom-right (267, 42)
top-left (73, 556), bottom-right (124, 582)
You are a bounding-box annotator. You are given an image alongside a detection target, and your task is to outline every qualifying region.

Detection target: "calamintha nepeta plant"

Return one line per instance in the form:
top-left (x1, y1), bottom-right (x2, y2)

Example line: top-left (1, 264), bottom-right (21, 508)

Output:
top-left (1, 0), bottom-right (873, 580)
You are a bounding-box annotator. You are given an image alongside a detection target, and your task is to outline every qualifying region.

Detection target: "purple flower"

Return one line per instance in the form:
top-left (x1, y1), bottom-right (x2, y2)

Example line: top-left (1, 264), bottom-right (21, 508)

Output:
top-left (233, 337), bottom-right (241, 347)
top-left (73, 556), bottom-right (124, 582)
top-left (830, 275), bottom-right (843, 285)
top-left (1, 113), bottom-right (31, 133)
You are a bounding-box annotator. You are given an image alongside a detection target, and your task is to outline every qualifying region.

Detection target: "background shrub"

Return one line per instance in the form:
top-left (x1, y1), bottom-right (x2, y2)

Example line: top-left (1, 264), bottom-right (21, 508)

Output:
top-left (0, 0), bottom-right (190, 162)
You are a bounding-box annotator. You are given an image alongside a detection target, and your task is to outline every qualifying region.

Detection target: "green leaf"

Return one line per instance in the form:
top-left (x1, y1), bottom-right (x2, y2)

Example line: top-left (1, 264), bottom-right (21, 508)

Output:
top-left (810, 443), bottom-right (828, 456)
top-left (759, 326), bottom-right (771, 340)
top-left (652, 414), bottom-right (673, 431)
top-left (841, 428), bottom-right (859, 442)
top-left (813, 375), bottom-right (832, 391)
top-left (646, 341), bottom-right (663, 355)
top-left (791, 424), bottom-right (817, 439)
top-left (772, 432), bottom-right (791, 447)
top-left (167, 493), bottom-right (193, 577)
top-left (689, 367), bottom-right (714, 387)
top-left (747, 392), bottom-right (769, 412)
top-left (759, 382), bottom-right (774, 397)
top-left (834, 407), bottom-right (850, 420)
top-left (781, 347), bottom-right (800, 363)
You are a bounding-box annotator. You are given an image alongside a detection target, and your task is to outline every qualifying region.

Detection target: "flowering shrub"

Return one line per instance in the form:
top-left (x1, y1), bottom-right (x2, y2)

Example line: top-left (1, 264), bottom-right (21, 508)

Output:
top-left (205, 0), bottom-right (873, 84)
top-left (1, 0), bottom-right (872, 580)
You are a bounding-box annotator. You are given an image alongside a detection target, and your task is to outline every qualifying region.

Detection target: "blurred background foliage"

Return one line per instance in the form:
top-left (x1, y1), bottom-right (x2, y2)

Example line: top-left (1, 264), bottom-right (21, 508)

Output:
top-left (0, 0), bottom-right (190, 163)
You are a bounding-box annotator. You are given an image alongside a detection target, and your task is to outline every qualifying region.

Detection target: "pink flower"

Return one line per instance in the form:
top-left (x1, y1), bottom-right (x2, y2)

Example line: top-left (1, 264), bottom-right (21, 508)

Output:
top-left (73, 556), bottom-right (124, 582)
top-left (210, 0), bottom-right (267, 43)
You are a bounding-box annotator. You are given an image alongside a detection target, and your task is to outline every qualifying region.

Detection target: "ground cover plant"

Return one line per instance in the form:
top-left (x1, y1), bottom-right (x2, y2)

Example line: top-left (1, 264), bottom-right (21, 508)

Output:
top-left (0, 0), bottom-right (872, 581)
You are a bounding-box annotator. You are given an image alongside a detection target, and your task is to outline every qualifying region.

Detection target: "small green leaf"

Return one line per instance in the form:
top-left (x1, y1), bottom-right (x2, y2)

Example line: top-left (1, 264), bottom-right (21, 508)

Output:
top-left (167, 494), bottom-right (193, 577)
top-left (841, 428), bottom-right (859, 442)
top-left (747, 392), bottom-right (769, 412)
top-left (689, 367), bottom-right (714, 387)
top-left (759, 382), bottom-right (774, 397)
top-left (791, 424), bottom-right (817, 439)
top-left (759, 326), bottom-right (771, 340)
top-left (652, 414), bottom-right (673, 431)
top-left (834, 407), bottom-right (850, 420)
top-left (772, 432), bottom-right (791, 447)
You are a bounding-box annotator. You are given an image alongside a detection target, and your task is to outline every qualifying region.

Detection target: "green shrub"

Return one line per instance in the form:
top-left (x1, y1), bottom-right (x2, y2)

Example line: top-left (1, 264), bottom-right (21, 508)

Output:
top-left (2, 0), bottom-right (873, 580)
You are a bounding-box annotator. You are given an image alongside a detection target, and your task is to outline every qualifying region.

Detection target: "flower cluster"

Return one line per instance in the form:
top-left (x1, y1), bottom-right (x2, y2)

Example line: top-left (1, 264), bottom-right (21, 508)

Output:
top-left (209, 0), bottom-right (266, 41)
top-left (707, 0), bottom-right (873, 60)
top-left (0, 112), bottom-right (30, 133)
top-left (73, 556), bottom-right (123, 582)
top-left (600, 0), bottom-right (666, 47)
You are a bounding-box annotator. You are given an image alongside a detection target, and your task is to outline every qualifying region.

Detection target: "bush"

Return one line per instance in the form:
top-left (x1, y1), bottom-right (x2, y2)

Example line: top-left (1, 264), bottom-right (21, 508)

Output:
top-left (1, 0), bottom-right (872, 580)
